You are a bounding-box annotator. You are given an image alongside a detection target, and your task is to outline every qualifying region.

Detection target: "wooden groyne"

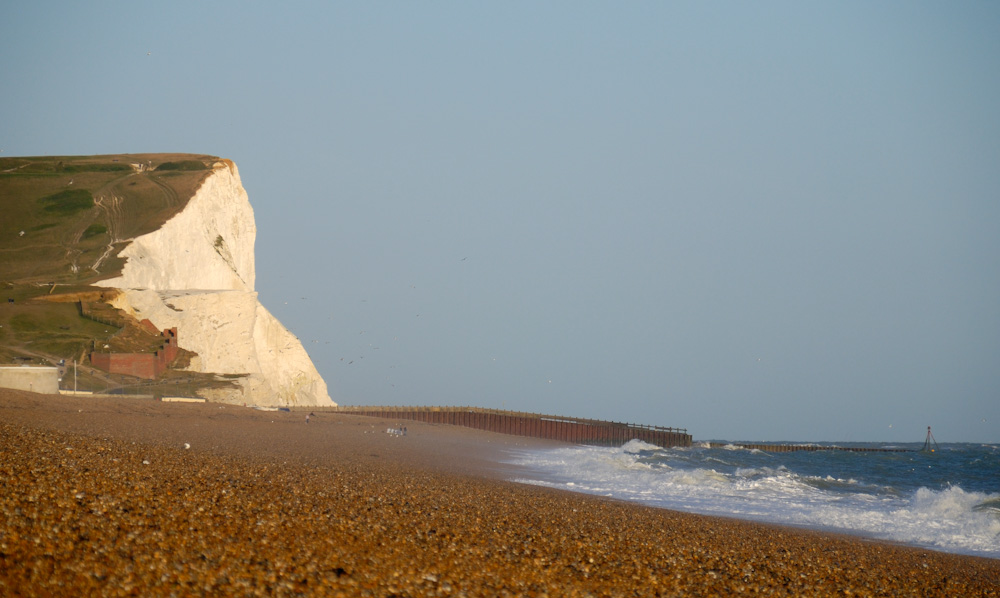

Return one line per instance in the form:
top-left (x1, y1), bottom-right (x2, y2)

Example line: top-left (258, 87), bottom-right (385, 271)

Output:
top-left (332, 406), bottom-right (692, 449)
top-left (706, 442), bottom-right (913, 453)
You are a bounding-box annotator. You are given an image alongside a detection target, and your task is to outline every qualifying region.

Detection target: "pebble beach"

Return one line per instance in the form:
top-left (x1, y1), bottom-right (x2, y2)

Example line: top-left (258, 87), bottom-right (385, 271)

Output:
top-left (1, 389), bottom-right (997, 597)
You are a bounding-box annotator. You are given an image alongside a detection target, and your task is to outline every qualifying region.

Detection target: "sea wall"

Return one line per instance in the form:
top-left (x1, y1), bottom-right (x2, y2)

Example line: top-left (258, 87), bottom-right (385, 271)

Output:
top-left (0, 366), bottom-right (60, 394)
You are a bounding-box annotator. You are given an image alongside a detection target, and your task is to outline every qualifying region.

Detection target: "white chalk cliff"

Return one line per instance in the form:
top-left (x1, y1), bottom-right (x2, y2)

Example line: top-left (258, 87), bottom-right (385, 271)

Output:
top-left (96, 160), bottom-right (333, 406)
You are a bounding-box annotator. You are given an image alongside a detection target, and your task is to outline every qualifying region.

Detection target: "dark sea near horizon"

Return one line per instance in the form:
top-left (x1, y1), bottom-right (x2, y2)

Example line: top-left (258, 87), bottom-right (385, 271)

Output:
top-left (508, 441), bottom-right (1000, 559)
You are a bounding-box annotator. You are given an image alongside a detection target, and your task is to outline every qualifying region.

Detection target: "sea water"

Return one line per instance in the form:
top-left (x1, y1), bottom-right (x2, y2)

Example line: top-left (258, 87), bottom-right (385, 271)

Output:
top-left (508, 441), bottom-right (1000, 559)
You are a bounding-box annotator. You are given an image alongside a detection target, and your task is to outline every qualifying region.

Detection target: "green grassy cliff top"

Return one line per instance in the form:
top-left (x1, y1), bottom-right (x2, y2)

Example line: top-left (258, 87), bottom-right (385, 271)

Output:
top-left (1, 153), bottom-right (220, 287)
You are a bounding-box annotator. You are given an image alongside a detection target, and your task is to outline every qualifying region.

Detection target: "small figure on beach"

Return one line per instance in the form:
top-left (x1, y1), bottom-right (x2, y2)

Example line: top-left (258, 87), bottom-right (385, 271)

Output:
top-left (305, 414), bottom-right (311, 424)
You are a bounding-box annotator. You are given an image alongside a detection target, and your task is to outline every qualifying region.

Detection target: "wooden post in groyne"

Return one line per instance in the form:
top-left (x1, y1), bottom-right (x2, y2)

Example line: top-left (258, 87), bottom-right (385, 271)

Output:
top-left (330, 406), bottom-right (692, 449)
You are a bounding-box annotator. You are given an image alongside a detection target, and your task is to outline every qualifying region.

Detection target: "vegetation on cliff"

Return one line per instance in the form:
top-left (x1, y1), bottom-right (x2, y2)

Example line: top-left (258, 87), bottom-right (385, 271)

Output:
top-left (0, 153), bottom-right (239, 397)
top-left (1, 153), bottom-right (217, 285)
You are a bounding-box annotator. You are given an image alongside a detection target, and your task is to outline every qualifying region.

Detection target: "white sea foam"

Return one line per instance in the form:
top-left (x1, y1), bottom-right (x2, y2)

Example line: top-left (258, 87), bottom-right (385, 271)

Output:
top-left (509, 443), bottom-right (1000, 559)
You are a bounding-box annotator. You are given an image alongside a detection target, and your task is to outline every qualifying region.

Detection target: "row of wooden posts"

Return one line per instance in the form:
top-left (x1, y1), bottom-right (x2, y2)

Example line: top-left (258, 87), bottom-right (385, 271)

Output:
top-left (331, 405), bottom-right (692, 449)
top-left (706, 442), bottom-right (914, 453)
top-left (327, 406), bottom-right (916, 453)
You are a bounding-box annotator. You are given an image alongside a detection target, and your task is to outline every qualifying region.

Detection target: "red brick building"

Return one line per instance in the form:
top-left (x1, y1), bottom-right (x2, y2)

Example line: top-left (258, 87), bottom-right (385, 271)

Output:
top-left (90, 325), bottom-right (179, 380)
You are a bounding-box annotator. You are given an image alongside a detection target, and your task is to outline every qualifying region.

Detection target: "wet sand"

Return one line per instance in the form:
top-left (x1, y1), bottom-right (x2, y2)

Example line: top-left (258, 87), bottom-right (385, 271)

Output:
top-left (1, 390), bottom-right (997, 596)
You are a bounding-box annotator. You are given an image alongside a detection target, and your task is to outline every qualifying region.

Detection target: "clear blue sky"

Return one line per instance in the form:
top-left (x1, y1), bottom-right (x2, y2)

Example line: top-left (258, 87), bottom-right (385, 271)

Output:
top-left (3, 2), bottom-right (998, 442)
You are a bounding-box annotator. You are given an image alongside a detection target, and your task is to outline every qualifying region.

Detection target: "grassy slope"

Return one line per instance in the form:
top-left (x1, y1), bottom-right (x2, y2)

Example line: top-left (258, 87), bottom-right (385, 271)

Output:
top-left (0, 153), bottom-right (218, 285)
top-left (0, 154), bottom-right (238, 396)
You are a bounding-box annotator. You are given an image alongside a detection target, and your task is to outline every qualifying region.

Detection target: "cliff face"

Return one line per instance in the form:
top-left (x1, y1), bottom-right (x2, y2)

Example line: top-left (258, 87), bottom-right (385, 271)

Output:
top-left (99, 160), bottom-right (256, 292)
top-left (96, 161), bottom-right (333, 407)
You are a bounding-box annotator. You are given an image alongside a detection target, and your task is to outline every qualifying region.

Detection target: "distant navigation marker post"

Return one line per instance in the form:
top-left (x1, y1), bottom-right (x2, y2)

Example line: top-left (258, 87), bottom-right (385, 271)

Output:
top-left (922, 426), bottom-right (938, 453)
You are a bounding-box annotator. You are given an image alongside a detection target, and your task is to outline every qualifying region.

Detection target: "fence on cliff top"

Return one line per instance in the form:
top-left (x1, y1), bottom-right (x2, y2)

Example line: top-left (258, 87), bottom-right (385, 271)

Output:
top-left (330, 405), bottom-right (692, 449)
